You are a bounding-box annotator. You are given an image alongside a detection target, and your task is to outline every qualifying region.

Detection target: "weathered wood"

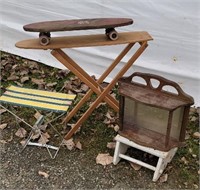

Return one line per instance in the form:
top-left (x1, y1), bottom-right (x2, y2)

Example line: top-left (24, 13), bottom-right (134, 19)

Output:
top-left (118, 72), bottom-right (194, 151)
top-left (118, 122), bottom-right (182, 151)
top-left (118, 72), bottom-right (194, 110)
top-left (15, 31), bottom-right (153, 49)
top-left (64, 41), bottom-right (148, 140)
top-left (15, 31), bottom-right (153, 140)
top-left (23, 18), bottom-right (133, 32)
top-left (51, 49), bottom-right (119, 112)
top-left (63, 43), bottom-right (134, 123)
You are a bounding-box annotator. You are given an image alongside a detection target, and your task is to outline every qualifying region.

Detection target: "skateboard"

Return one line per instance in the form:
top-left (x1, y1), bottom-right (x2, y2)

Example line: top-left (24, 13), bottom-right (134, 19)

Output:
top-left (23, 18), bottom-right (133, 46)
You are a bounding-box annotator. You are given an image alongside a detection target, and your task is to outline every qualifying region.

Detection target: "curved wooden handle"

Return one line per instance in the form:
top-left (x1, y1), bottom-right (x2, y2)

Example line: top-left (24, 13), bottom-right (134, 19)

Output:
top-left (119, 72), bottom-right (194, 102)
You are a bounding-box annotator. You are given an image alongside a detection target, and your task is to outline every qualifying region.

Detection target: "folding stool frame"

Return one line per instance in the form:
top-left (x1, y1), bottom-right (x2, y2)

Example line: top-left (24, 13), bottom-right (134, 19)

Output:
top-left (0, 85), bottom-right (76, 159)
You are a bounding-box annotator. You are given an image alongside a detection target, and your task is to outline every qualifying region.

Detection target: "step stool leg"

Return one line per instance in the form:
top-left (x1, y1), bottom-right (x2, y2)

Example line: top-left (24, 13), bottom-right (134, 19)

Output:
top-left (153, 148), bottom-right (177, 182)
top-left (166, 147), bottom-right (178, 163)
top-left (113, 140), bottom-right (129, 165)
top-left (153, 157), bottom-right (165, 182)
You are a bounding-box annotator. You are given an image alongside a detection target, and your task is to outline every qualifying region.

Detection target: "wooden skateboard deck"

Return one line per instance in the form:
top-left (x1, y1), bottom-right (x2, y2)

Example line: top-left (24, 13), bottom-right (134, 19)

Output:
top-left (23, 18), bottom-right (133, 46)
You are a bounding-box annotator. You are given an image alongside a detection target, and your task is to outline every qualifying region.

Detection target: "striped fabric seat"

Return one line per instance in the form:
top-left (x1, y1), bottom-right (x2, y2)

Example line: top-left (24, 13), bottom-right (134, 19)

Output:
top-left (0, 85), bottom-right (76, 112)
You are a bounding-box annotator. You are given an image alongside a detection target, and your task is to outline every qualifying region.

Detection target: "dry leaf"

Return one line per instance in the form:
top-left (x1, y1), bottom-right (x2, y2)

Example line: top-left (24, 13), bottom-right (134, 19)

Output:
top-left (130, 162), bottom-right (142, 171)
top-left (108, 124), bottom-right (114, 129)
top-left (0, 123), bottom-right (8, 130)
top-left (38, 171), bottom-right (49, 178)
top-left (70, 76), bottom-right (81, 86)
top-left (103, 118), bottom-right (111, 125)
top-left (20, 76), bottom-right (29, 83)
top-left (62, 81), bottom-right (73, 91)
top-left (185, 132), bottom-right (190, 140)
top-left (73, 88), bottom-right (83, 93)
top-left (107, 142), bottom-right (116, 149)
top-left (159, 173), bottom-right (168, 183)
top-left (62, 138), bottom-right (75, 150)
top-left (181, 157), bottom-right (189, 165)
top-left (29, 61), bottom-right (39, 69)
top-left (110, 93), bottom-right (116, 99)
top-left (46, 82), bottom-right (57, 87)
top-left (96, 153), bottom-right (113, 166)
top-left (193, 132), bottom-right (200, 138)
top-left (20, 140), bottom-right (26, 146)
top-left (81, 84), bottom-right (89, 92)
top-left (1, 60), bottom-right (9, 66)
top-left (31, 78), bottom-right (45, 85)
top-left (190, 116), bottom-right (198, 122)
top-left (7, 134), bottom-right (13, 142)
top-left (0, 109), bottom-right (6, 114)
top-left (75, 141), bottom-right (82, 150)
top-left (31, 132), bottom-right (40, 140)
top-left (192, 154), bottom-right (197, 158)
top-left (39, 124), bottom-right (48, 131)
top-left (106, 112), bottom-right (113, 120)
top-left (96, 102), bottom-right (106, 109)
top-left (70, 124), bottom-right (81, 134)
top-left (77, 92), bottom-right (86, 97)
top-left (42, 132), bottom-right (50, 139)
top-left (14, 81), bottom-right (23, 87)
top-left (67, 90), bottom-right (74, 94)
top-left (38, 132), bottom-right (50, 145)
top-left (0, 140), bottom-right (7, 144)
top-left (20, 70), bottom-right (29, 76)
top-left (12, 64), bottom-right (18, 70)
top-left (114, 124), bottom-right (120, 132)
top-left (7, 75), bottom-right (19, 81)
top-left (15, 127), bottom-right (27, 138)
top-left (189, 148), bottom-right (193, 153)
top-left (31, 69), bottom-right (44, 74)
top-left (56, 69), bottom-right (70, 79)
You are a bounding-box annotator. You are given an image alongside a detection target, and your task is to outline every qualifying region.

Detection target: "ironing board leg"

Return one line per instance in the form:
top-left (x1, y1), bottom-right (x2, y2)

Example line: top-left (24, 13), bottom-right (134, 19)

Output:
top-left (64, 42), bottom-right (148, 140)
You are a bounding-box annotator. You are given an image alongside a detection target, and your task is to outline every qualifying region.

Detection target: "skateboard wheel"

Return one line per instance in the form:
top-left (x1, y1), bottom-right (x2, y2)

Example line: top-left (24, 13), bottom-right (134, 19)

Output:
top-left (106, 28), bottom-right (118, 41)
top-left (108, 30), bottom-right (118, 41)
top-left (39, 35), bottom-right (50, 46)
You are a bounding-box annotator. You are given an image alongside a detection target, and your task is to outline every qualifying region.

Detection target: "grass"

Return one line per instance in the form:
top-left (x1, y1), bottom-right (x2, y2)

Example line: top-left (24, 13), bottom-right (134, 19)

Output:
top-left (171, 110), bottom-right (199, 187)
top-left (0, 51), bottom-right (199, 188)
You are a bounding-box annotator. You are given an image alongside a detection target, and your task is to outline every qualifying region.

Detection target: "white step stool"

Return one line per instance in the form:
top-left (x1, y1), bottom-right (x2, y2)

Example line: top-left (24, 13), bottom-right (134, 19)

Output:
top-left (113, 135), bottom-right (178, 182)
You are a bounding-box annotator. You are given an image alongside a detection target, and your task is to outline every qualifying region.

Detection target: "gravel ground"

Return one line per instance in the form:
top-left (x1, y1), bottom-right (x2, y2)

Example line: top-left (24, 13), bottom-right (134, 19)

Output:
top-left (0, 116), bottom-right (198, 190)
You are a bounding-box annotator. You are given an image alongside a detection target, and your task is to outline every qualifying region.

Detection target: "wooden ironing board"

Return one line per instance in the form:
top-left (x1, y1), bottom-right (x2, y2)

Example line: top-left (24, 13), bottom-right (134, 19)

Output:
top-left (16, 31), bottom-right (153, 140)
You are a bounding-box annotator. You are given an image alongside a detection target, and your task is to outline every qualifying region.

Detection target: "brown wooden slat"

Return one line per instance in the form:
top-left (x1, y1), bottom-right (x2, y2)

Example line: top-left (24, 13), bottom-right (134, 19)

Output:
top-left (15, 31), bottom-right (153, 49)
top-left (118, 122), bottom-right (184, 151)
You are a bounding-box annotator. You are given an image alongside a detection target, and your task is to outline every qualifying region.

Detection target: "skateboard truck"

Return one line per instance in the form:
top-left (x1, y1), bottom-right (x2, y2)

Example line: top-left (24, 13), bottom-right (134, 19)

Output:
top-left (38, 28), bottom-right (118, 46)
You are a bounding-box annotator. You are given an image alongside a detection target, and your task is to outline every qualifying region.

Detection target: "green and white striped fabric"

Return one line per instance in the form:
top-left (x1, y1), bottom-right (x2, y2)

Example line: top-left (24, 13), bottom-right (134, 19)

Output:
top-left (0, 85), bottom-right (76, 113)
